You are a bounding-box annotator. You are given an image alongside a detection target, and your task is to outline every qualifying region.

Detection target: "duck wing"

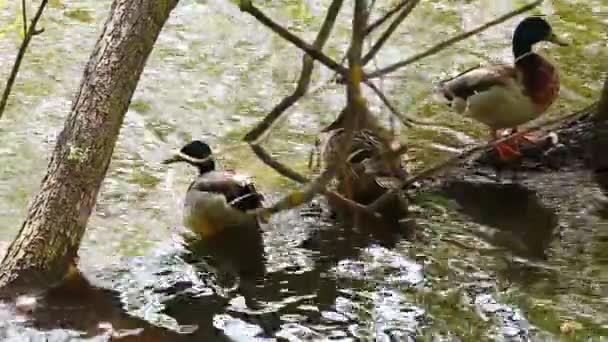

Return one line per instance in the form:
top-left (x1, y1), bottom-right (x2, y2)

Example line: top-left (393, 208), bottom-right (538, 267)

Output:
top-left (324, 128), bottom-right (408, 191)
top-left (439, 64), bottom-right (517, 102)
top-left (189, 171), bottom-right (263, 211)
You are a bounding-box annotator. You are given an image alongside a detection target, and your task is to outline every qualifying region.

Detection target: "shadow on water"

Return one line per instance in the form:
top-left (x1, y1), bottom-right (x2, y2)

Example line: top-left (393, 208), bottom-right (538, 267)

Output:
top-left (5, 203), bottom-right (414, 340)
top-left (163, 204), bottom-right (411, 340)
top-left (442, 177), bottom-right (558, 259)
top-left (9, 274), bottom-right (184, 341)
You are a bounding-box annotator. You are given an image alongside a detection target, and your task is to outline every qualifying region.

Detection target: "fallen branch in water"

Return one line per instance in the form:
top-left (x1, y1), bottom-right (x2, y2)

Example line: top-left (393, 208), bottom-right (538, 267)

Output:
top-left (248, 144), bottom-right (379, 219)
top-left (0, 0), bottom-right (48, 120)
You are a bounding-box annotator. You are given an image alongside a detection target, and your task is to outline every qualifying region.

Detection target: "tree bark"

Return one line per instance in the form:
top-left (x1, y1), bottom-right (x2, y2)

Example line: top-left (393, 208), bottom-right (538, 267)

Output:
top-left (0, 0), bottom-right (179, 293)
top-left (592, 75), bottom-right (608, 190)
top-left (595, 75), bottom-right (608, 122)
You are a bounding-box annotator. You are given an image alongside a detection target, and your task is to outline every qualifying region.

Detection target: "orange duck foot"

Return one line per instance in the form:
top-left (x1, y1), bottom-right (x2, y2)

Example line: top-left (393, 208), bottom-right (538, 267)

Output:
top-left (495, 141), bottom-right (522, 160)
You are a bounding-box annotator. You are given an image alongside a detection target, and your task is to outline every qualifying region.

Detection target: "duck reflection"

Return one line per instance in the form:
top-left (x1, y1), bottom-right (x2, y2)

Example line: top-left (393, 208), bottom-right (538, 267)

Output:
top-left (161, 197), bottom-right (412, 340)
top-left (14, 200), bottom-right (411, 341)
top-left (181, 222), bottom-right (267, 286)
top-left (443, 177), bottom-right (558, 258)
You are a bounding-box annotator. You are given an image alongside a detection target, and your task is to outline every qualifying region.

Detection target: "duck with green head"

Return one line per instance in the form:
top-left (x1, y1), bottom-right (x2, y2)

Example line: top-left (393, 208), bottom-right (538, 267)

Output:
top-left (162, 140), bottom-right (264, 238)
top-left (438, 16), bottom-right (568, 160)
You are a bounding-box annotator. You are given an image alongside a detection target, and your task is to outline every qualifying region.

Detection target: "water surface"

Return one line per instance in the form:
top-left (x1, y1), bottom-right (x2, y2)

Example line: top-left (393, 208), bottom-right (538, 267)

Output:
top-left (0, 0), bottom-right (606, 340)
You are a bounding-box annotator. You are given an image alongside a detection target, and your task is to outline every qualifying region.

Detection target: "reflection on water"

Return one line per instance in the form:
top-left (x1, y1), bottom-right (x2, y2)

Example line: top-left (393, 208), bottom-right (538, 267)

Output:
top-left (443, 176), bottom-right (558, 258)
top-left (0, 207), bottom-right (427, 341)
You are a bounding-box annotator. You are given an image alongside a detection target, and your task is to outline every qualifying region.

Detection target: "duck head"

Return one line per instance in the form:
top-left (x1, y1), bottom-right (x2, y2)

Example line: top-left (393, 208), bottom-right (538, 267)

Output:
top-left (513, 16), bottom-right (568, 59)
top-left (162, 140), bottom-right (215, 174)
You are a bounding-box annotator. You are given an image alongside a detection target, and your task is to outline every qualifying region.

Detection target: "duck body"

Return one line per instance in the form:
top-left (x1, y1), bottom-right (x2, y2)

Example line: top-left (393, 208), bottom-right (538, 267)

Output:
top-left (163, 141), bottom-right (264, 238)
top-left (441, 55), bottom-right (559, 129)
top-left (183, 171), bottom-right (263, 237)
top-left (438, 16), bottom-right (566, 160)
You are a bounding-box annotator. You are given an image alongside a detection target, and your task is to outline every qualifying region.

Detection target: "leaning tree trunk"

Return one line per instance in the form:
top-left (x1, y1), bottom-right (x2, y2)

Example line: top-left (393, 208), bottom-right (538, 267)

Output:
top-left (595, 75), bottom-right (608, 122)
top-left (0, 0), bottom-right (179, 293)
top-left (592, 74), bottom-right (608, 190)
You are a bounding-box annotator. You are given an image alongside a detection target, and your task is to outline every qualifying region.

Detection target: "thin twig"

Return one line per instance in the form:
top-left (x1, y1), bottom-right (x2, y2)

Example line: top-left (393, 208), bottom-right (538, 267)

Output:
top-left (369, 0), bottom-right (377, 12)
top-left (362, 0), bottom-right (420, 66)
top-left (366, 0), bottom-right (542, 79)
top-left (365, 80), bottom-right (414, 127)
top-left (250, 144), bottom-right (308, 183)
top-left (244, 0), bottom-right (344, 144)
top-left (251, 0), bottom-right (372, 221)
top-left (248, 144), bottom-right (378, 217)
top-left (369, 103), bottom-right (595, 211)
top-left (365, 0), bottom-right (409, 37)
top-left (0, 0), bottom-right (48, 120)
top-left (21, 0), bottom-right (27, 36)
top-left (239, 0), bottom-right (347, 76)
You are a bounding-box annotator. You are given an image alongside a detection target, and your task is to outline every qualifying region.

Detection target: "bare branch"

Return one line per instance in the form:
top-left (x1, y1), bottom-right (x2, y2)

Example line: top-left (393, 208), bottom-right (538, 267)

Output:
top-left (249, 144), bottom-right (379, 219)
top-left (362, 0), bottom-right (420, 66)
top-left (366, 0), bottom-right (543, 79)
top-left (239, 0), bottom-right (347, 76)
top-left (365, 0), bottom-right (409, 37)
top-left (0, 0), bottom-right (49, 120)
top-left (21, 0), bottom-right (27, 36)
top-left (251, 0), bottom-right (376, 222)
top-left (250, 144), bottom-right (308, 183)
top-left (244, 0), bottom-right (344, 144)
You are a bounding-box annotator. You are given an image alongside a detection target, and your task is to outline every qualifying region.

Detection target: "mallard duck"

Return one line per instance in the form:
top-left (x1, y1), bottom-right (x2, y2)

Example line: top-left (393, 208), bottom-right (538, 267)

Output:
top-left (438, 16), bottom-right (567, 160)
top-left (162, 140), bottom-right (264, 237)
top-left (320, 108), bottom-right (409, 223)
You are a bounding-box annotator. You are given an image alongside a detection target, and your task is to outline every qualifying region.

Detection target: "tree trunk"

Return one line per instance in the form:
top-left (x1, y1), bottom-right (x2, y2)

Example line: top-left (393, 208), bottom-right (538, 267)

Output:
top-left (0, 0), bottom-right (179, 293)
top-left (595, 75), bottom-right (608, 122)
top-left (592, 75), bottom-right (608, 190)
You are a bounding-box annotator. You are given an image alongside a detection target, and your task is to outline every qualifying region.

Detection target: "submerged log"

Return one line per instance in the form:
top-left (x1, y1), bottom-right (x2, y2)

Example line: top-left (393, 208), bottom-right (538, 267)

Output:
top-left (0, 0), bottom-right (179, 293)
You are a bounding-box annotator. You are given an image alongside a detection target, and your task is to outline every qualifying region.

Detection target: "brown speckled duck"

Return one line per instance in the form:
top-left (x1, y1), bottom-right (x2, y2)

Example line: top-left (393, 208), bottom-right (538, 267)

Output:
top-left (320, 108), bottom-right (409, 223)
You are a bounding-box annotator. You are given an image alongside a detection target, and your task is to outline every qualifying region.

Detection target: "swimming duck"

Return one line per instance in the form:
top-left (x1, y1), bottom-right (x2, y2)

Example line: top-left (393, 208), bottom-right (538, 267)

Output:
top-left (162, 140), bottom-right (264, 238)
top-left (320, 108), bottom-right (409, 223)
top-left (438, 16), bottom-right (567, 160)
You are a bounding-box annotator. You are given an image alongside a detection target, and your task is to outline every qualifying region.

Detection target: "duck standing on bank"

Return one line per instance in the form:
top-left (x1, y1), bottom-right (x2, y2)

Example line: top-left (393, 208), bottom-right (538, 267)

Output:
top-left (438, 16), bottom-right (568, 160)
top-left (162, 140), bottom-right (264, 238)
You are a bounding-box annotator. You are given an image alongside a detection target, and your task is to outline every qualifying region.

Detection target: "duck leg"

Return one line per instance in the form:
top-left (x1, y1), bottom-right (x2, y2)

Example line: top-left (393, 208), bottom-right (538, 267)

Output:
top-left (510, 127), bottom-right (538, 145)
top-left (492, 129), bottom-right (521, 160)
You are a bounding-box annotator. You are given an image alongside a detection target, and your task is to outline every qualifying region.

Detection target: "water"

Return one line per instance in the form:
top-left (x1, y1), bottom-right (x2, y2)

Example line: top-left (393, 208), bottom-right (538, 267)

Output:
top-left (0, 0), bottom-right (606, 340)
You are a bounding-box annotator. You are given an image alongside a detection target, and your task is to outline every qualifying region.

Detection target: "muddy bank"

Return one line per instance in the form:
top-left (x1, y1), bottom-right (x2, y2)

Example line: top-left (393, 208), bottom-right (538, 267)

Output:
top-left (423, 104), bottom-right (608, 259)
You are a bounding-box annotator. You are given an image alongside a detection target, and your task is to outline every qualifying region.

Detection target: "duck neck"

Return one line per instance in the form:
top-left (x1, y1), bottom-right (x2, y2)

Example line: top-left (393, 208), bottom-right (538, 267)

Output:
top-left (196, 160), bottom-right (215, 175)
top-left (513, 36), bottom-right (533, 62)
